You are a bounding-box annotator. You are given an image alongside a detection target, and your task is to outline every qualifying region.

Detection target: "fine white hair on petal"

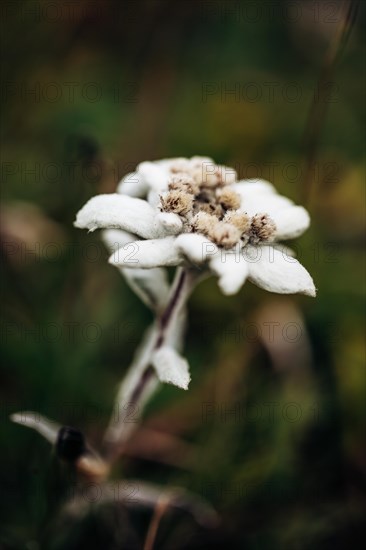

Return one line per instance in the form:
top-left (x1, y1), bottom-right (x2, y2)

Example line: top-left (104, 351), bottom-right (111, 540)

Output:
top-left (156, 212), bottom-right (183, 235)
top-left (102, 229), bottom-right (170, 310)
top-left (245, 245), bottom-right (316, 297)
top-left (272, 243), bottom-right (297, 259)
top-left (74, 194), bottom-right (159, 239)
top-left (137, 161), bottom-right (171, 192)
top-left (10, 411), bottom-right (60, 444)
top-left (117, 171), bottom-right (148, 198)
top-left (232, 179), bottom-right (276, 198)
top-left (239, 195), bottom-right (294, 217)
top-left (109, 236), bottom-right (182, 268)
top-left (102, 228), bottom-right (136, 251)
top-left (175, 233), bottom-right (219, 265)
top-left (151, 347), bottom-right (191, 390)
top-left (271, 206), bottom-right (310, 240)
top-left (147, 189), bottom-right (160, 208)
top-left (155, 157), bottom-right (188, 167)
top-left (209, 251), bottom-right (249, 295)
top-left (190, 155), bottom-right (214, 163)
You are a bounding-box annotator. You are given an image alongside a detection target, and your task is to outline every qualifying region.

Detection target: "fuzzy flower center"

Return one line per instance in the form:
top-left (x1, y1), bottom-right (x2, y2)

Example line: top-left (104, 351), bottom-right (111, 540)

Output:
top-left (159, 158), bottom-right (276, 249)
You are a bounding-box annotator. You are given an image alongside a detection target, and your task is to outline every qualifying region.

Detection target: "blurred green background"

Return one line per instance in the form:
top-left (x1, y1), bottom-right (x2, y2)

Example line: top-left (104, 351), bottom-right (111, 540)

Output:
top-left (1, 1), bottom-right (365, 548)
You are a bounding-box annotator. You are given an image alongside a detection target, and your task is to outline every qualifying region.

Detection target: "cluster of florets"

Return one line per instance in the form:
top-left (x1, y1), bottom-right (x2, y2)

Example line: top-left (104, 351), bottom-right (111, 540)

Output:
top-left (159, 157), bottom-right (276, 250)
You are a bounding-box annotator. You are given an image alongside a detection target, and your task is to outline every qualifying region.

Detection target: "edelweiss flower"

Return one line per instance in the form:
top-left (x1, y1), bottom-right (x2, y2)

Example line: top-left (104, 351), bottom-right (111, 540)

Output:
top-left (75, 156), bottom-right (316, 297)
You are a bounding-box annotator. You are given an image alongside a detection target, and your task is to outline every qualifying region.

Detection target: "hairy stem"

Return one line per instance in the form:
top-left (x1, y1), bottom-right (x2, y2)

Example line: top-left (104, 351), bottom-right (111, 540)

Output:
top-left (103, 267), bottom-right (199, 461)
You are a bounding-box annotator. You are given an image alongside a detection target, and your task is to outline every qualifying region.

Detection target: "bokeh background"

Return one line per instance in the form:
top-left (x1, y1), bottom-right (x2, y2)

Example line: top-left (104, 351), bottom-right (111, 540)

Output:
top-left (1, 1), bottom-right (365, 548)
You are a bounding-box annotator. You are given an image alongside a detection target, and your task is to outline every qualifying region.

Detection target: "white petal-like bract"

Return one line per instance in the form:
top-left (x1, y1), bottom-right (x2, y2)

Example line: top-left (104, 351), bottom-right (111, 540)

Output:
top-left (103, 229), bottom-right (170, 310)
top-left (209, 251), bottom-right (249, 295)
top-left (117, 172), bottom-right (148, 198)
top-left (239, 194), bottom-right (294, 217)
top-left (156, 212), bottom-right (183, 235)
top-left (151, 347), bottom-right (191, 390)
top-left (138, 161), bottom-right (171, 191)
top-left (102, 228), bottom-right (135, 250)
top-left (272, 206), bottom-right (310, 240)
top-left (246, 245), bottom-right (316, 297)
top-left (233, 179), bottom-right (276, 198)
top-left (175, 233), bottom-right (218, 265)
top-left (109, 237), bottom-right (182, 268)
top-left (75, 194), bottom-right (160, 239)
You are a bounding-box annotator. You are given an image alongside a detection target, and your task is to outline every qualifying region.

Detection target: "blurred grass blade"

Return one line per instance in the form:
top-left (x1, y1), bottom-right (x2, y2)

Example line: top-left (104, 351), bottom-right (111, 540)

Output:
top-left (301, 0), bottom-right (360, 203)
